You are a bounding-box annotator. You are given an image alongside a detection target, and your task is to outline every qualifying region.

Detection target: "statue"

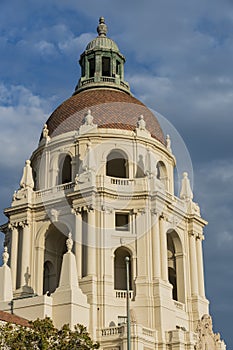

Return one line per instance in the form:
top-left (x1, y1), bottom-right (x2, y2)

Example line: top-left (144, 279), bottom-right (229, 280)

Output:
top-left (84, 110), bottom-right (94, 126)
top-left (137, 115), bottom-right (146, 130)
top-left (66, 232), bottom-right (73, 252)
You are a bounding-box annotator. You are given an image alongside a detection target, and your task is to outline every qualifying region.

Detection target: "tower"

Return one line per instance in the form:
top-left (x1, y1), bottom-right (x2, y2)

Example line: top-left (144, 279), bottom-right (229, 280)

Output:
top-left (0, 17), bottom-right (226, 349)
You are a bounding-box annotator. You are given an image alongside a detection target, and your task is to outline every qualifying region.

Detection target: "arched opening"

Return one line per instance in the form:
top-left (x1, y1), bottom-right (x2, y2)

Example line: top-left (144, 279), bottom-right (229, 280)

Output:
top-left (59, 154), bottom-right (72, 184)
top-left (167, 230), bottom-right (185, 303)
top-left (43, 223), bottom-right (68, 294)
top-left (157, 161), bottom-right (167, 188)
top-left (89, 57), bottom-right (95, 77)
top-left (102, 56), bottom-right (111, 76)
top-left (114, 247), bottom-right (132, 290)
top-left (43, 261), bottom-right (56, 295)
top-left (106, 150), bottom-right (128, 178)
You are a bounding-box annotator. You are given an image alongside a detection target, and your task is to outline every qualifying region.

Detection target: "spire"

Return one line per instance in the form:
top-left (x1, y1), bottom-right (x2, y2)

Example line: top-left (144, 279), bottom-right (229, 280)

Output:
top-left (20, 160), bottom-right (34, 189)
top-left (97, 17), bottom-right (107, 37)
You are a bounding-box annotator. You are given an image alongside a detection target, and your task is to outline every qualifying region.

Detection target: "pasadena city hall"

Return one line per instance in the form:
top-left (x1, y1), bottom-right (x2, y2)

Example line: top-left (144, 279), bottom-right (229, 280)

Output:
top-left (0, 17), bottom-right (227, 349)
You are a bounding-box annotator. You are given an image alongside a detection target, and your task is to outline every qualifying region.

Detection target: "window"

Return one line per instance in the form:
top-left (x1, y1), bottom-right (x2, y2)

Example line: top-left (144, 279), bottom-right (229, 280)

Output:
top-left (115, 213), bottom-right (129, 231)
top-left (114, 247), bottom-right (132, 290)
top-left (59, 155), bottom-right (72, 184)
top-left (156, 161), bottom-right (167, 188)
top-left (116, 60), bottom-right (121, 76)
top-left (43, 261), bottom-right (56, 295)
top-left (89, 58), bottom-right (95, 77)
top-left (102, 57), bottom-right (111, 76)
top-left (167, 230), bottom-right (185, 303)
top-left (106, 150), bottom-right (128, 178)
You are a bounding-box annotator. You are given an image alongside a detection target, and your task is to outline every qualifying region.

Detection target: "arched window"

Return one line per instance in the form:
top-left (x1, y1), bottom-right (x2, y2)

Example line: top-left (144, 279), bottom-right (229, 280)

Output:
top-left (43, 261), bottom-right (56, 295)
top-left (167, 231), bottom-right (185, 303)
top-left (156, 161), bottom-right (167, 187)
top-left (114, 247), bottom-right (132, 290)
top-left (106, 150), bottom-right (128, 178)
top-left (43, 223), bottom-right (68, 294)
top-left (59, 154), bottom-right (72, 184)
top-left (89, 57), bottom-right (95, 77)
top-left (102, 57), bottom-right (111, 76)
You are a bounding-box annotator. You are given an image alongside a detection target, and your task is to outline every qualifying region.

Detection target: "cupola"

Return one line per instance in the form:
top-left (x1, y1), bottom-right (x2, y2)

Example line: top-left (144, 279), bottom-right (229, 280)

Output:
top-left (74, 17), bottom-right (130, 94)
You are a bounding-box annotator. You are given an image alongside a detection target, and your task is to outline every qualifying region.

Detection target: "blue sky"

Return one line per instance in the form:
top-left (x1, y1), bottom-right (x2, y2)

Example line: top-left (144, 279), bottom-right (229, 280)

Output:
top-left (0, 0), bottom-right (233, 347)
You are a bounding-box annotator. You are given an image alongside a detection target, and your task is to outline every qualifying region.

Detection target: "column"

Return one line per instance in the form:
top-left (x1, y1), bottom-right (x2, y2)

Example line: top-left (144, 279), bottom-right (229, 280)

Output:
top-left (151, 212), bottom-right (161, 279)
top-left (20, 222), bottom-right (31, 287)
top-left (159, 215), bottom-right (168, 281)
top-left (189, 231), bottom-right (198, 295)
top-left (196, 234), bottom-right (205, 297)
top-left (74, 211), bottom-right (82, 279)
top-left (87, 208), bottom-right (96, 276)
top-left (9, 224), bottom-right (18, 291)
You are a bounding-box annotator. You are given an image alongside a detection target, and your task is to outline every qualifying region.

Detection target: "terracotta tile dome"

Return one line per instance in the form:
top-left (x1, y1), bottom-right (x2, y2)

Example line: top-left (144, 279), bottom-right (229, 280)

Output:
top-left (45, 88), bottom-right (165, 144)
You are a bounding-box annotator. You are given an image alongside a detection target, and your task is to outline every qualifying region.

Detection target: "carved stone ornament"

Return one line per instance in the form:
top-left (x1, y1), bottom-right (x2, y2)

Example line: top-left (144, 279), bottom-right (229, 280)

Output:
top-left (195, 314), bottom-right (225, 350)
top-left (84, 109), bottom-right (94, 126)
top-left (2, 246), bottom-right (9, 265)
top-left (42, 124), bottom-right (49, 139)
top-left (66, 232), bottom-right (73, 252)
top-left (166, 134), bottom-right (172, 152)
top-left (137, 115), bottom-right (146, 130)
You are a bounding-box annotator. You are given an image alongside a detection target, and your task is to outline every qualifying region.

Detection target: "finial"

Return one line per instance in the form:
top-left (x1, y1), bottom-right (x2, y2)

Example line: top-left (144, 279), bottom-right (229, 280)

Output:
top-left (66, 232), bottom-right (73, 253)
top-left (166, 134), bottom-right (172, 152)
top-left (97, 17), bottom-right (107, 37)
top-left (20, 159), bottom-right (34, 189)
top-left (43, 124), bottom-right (49, 139)
top-left (180, 172), bottom-right (193, 200)
top-left (2, 246), bottom-right (9, 265)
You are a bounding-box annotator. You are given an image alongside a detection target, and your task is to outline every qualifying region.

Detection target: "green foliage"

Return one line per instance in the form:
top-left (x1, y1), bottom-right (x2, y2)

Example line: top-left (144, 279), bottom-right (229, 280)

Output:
top-left (0, 317), bottom-right (99, 349)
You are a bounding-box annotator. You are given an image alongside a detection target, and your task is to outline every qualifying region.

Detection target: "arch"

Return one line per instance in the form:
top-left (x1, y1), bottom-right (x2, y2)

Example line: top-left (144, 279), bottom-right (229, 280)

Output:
top-left (167, 230), bottom-right (185, 303)
top-left (106, 149), bottom-right (129, 178)
top-left (156, 161), bottom-right (167, 188)
top-left (102, 56), bottom-right (111, 76)
top-left (114, 247), bottom-right (132, 290)
top-left (43, 260), bottom-right (56, 294)
top-left (59, 154), bottom-right (72, 184)
top-left (43, 223), bottom-right (69, 294)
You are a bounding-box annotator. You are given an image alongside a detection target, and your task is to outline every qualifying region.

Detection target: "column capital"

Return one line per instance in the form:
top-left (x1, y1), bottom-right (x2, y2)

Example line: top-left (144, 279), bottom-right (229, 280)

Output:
top-left (87, 204), bottom-right (94, 212)
top-left (101, 205), bottom-right (113, 214)
top-left (8, 222), bottom-right (18, 230)
top-left (188, 230), bottom-right (197, 237)
top-left (71, 206), bottom-right (82, 215)
top-left (151, 209), bottom-right (158, 216)
top-left (197, 233), bottom-right (205, 241)
top-left (159, 212), bottom-right (168, 221)
top-left (18, 220), bottom-right (29, 228)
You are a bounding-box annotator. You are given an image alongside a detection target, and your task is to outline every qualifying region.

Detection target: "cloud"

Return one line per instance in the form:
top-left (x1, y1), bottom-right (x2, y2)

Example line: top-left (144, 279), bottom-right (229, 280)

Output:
top-left (0, 83), bottom-right (49, 168)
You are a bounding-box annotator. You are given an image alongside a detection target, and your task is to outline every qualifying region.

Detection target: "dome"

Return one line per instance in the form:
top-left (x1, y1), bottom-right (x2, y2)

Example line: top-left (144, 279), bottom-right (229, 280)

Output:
top-left (44, 88), bottom-right (165, 144)
top-left (86, 36), bottom-right (119, 52)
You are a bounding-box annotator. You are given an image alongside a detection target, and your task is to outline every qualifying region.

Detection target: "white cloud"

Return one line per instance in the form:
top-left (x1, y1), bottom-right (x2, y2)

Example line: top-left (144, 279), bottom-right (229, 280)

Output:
top-left (0, 84), bottom-right (50, 168)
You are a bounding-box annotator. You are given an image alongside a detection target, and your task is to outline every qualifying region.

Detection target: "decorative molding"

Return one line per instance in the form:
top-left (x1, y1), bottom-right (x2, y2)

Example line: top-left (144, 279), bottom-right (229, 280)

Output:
top-left (195, 314), bottom-right (225, 349)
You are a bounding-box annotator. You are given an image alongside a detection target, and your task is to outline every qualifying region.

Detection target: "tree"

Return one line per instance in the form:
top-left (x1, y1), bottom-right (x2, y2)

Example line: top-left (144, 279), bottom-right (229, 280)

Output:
top-left (0, 317), bottom-right (100, 349)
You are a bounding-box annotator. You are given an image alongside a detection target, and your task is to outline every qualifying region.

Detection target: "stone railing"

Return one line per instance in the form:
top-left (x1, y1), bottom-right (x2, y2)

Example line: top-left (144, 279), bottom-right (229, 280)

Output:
top-left (101, 325), bottom-right (124, 337)
top-left (115, 290), bottom-right (133, 299)
top-left (35, 182), bottom-right (74, 198)
top-left (142, 327), bottom-right (155, 337)
top-left (110, 177), bottom-right (130, 186)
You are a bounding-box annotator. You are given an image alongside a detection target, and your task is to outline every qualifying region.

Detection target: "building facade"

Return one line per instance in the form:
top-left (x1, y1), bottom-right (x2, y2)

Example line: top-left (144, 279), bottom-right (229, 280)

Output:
top-left (0, 18), bottom-right (226, 349)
